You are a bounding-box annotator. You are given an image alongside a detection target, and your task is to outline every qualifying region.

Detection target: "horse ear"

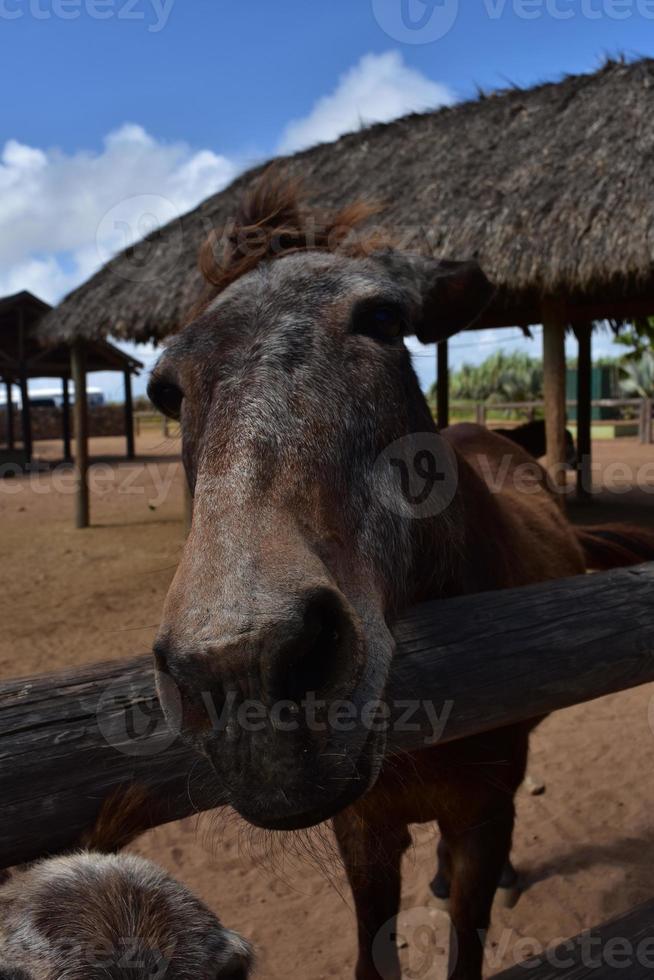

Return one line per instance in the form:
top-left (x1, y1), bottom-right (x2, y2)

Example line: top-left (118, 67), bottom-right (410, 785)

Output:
top-left (373, 252), bottom-right (495, 343)
top-left (414, 258), bottom-right (495, 343)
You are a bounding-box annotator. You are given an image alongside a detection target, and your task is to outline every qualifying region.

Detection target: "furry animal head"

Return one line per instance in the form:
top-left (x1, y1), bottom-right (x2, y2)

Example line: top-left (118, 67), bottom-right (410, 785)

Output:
top-left (0, 852), bottom-right (252, 980)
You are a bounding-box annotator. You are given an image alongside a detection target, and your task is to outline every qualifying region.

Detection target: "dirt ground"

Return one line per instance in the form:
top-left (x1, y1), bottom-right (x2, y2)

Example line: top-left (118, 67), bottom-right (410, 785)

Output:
top-left (2, 432), bottom-right (654, 978)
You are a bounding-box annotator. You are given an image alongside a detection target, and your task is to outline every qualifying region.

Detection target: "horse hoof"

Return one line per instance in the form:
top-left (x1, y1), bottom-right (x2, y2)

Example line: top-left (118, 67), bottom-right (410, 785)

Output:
top-left (496, 883), bottom-right (521, 909)
top-left (524, 774), bottom-right (546, 796)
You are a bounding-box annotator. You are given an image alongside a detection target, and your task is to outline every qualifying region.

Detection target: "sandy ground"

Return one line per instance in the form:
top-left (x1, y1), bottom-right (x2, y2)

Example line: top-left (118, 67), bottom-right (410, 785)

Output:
top-left (2, 432), bottom-right (654, 978)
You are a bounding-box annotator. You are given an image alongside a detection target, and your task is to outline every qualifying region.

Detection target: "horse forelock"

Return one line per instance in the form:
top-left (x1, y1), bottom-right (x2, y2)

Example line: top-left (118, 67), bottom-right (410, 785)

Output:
top-left (188, 169), bottom-right (391, 323)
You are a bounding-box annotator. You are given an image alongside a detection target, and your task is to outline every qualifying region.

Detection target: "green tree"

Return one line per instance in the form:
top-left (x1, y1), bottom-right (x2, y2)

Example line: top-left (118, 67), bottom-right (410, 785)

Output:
top-left (619, 350), bottom-right (654, 398)
top-left (613, 318), bottom-right (654, 362)
top-left (442, 351), bottom-right (544, 403)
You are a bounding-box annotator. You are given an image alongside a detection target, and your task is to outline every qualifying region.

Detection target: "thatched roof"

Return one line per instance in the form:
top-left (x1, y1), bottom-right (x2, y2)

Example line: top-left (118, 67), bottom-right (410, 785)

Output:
top-left (41, 57), bottom-right (654, 344)
top-left (0, 290), bottom-right (142, 381)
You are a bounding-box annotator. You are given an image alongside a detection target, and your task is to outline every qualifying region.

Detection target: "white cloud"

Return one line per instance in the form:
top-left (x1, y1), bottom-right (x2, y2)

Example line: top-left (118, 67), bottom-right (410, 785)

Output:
top-left (0, 49), bottom-right (455, 387)
top-left (278, 51), bottom-right (454, 155)
top-left (0, 124), bottom-right (237, 304)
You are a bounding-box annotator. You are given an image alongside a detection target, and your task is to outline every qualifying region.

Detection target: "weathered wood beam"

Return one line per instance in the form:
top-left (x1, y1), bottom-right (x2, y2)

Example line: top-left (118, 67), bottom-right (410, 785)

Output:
top-left (2, 564), bottom-right (654, 870)
top-left (493, 899), bottom-right (654, 978)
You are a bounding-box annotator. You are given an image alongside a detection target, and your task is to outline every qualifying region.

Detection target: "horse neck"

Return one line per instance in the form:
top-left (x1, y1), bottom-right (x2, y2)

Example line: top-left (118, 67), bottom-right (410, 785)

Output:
top-left (408, 445), bottom-right (517, 605)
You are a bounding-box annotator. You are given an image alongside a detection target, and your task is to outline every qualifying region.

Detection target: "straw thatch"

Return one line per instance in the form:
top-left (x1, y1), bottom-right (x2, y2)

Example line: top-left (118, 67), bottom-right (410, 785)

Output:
top-left (41, 57), bottom-right (654, 344)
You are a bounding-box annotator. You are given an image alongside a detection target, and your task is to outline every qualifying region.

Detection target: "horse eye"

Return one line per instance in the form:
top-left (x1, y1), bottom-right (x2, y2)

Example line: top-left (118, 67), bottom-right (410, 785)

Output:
top-left (352, 303), bottom-right (404, 342)
top-left (147, 377), bottom-right (184, 420)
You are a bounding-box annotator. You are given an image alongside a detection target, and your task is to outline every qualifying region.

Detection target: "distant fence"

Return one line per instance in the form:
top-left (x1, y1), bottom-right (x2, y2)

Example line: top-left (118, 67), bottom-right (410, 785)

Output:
top-left (453, 398), bottom-right (653, 443)
top-left (134, 411), bottom-right (180, 439)
top-left (0, 404), bottom-right (126, 441)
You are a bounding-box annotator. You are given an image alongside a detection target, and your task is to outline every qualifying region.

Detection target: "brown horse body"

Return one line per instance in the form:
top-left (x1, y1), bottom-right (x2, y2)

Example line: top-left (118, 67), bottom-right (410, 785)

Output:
top-left (148, 177), bottom-right (649, 980)
top-left (334, 423), bottom-right (584, 979)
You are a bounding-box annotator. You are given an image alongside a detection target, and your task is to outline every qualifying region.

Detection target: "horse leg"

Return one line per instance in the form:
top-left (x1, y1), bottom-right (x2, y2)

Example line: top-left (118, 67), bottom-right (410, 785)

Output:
top-left (430, 837), bottom-right (453, 908)
top-left (333, 810), bottom-right (411, 980)
top-left (441, 801), bottom-right (516, 980)
top-left (431, 839), bottom-right (519, 911)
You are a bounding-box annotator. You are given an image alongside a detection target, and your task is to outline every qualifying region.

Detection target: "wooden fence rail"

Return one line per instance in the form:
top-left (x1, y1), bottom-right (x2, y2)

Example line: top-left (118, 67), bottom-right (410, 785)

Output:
top-left (452, 398), bottom-right (653, 443)
top-left (2, 564), bottom-right (654, 870)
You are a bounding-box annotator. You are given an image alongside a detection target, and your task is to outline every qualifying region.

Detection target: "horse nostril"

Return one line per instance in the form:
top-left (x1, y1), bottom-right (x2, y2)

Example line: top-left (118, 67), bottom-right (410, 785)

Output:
top-left (274, 590), bottom-right (355, 704)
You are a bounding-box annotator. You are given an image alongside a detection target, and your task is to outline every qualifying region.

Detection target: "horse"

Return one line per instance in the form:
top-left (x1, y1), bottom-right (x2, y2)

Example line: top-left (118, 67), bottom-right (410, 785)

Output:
top-left (148, 174), bottom-right (654, 980)
top-left (0, 791), bottom-right (253, 980)
top-left (493, 418), bottom-right (578, 468)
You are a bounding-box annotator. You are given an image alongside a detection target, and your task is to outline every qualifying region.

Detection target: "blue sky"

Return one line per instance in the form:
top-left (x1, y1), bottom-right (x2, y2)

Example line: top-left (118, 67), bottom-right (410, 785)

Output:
top-left (2, 0), bottom-right (653, 399)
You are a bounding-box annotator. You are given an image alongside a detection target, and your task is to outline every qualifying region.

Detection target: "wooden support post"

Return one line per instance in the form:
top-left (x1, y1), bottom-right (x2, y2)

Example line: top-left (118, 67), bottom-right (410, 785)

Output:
top-left (61, 377), bottom-right (72, 463)
top-left (123, 370), bottom-right (135, 460)
top-left (542, 305), bottom-right (567, 496)
top-left (71, 342), bottom-right (89, 529)
top-left (17, 307), bottom-right (32, 465)
top-left (574, 321), bottom-right (592, 499)
top-left (4, 380), bottom-right (14, 450)
top-left (475, 402), bottom-right (486, 426)
top-left (436, 338), bottom-right (449, 429)
top-left (18, 373), bottom-right (32, 465)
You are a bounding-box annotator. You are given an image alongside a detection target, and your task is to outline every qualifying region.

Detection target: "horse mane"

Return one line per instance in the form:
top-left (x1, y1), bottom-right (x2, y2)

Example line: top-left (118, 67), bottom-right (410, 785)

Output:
top-left (189, 168), bottom-right (389, 320)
